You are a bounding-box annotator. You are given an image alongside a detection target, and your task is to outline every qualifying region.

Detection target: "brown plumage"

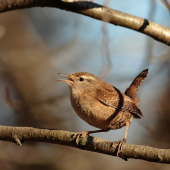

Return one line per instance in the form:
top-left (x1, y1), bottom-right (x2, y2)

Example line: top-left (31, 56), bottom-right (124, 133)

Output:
top-left (58, 69), bottom-right (148, 155)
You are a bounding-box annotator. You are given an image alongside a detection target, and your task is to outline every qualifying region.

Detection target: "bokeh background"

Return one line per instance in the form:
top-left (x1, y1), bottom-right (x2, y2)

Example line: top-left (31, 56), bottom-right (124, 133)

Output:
top-left (0, 0), bottom-right (170, 169)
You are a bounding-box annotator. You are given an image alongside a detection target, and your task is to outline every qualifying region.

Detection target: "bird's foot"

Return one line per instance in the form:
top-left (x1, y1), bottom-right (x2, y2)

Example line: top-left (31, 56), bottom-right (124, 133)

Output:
top-left (116, 138), bottom-right (126, 156)
top-left (111, 138), bottom-right (128, 161)
top-left (73, 131), bottom-right (89, 144)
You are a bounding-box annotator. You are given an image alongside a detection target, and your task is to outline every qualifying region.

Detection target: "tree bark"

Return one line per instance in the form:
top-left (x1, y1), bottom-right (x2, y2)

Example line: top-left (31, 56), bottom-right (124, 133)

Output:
top-left (0, 0), bottom-right (169, 46)
top-left (0, 125), bottom-right (170, 163)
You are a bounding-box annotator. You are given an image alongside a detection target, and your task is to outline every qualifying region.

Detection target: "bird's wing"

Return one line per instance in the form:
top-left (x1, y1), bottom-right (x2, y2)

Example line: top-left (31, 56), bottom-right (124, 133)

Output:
top-left (95, 83), bottom-right (143, 118)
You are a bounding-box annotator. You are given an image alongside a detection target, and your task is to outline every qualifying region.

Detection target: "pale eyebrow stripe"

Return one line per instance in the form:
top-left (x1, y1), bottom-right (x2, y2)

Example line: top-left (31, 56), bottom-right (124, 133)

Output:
top-left (82, 75), bottom-right (96, 80)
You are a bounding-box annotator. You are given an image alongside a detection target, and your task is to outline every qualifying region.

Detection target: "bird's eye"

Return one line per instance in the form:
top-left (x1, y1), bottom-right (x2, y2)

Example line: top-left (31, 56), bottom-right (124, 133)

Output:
top-left (79, 77), bottom-right (84, 81)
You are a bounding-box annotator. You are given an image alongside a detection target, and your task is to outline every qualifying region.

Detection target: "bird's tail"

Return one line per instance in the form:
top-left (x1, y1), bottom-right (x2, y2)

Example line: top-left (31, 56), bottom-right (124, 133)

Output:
top-left (124, 69), bottom-right (148, 106)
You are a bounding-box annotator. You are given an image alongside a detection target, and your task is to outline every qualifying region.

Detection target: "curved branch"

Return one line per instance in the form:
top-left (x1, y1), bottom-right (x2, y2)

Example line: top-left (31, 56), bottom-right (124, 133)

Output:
top-left (0, 0), bottom-right (170, 46)
top-left (0, 125), bottom-right (170, 163)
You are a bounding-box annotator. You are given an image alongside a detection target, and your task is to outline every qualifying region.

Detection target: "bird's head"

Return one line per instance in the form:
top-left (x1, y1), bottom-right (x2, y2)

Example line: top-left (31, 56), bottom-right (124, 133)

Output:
top-left (58, 72), bottom-right (102, 92)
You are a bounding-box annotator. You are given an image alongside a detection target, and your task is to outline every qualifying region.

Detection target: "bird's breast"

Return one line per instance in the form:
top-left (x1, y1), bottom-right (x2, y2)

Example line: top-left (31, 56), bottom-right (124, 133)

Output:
top-left (70, 91), bottom-right (130, 130)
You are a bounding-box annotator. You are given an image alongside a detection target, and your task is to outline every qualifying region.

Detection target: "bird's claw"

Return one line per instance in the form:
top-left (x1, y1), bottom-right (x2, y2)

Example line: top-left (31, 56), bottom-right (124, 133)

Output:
top-left (117, 138), bottom-right (126, 156)
top-left (111, 138), bottom-right (127, 160)
top-left (73, 131), bottom-right (89, 144)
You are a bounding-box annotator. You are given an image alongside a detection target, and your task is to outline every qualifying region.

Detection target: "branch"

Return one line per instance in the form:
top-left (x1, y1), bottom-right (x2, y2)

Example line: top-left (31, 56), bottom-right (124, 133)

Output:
top-left (0, 125), bottom-right (170, 163)
top-left (0, 0), bottom-right (170, 46)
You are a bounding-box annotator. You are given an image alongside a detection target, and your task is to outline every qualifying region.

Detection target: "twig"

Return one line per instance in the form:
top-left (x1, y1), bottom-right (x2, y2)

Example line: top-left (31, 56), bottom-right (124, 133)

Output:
top-left (0, 0), bottom-right (169, 45)
top-left (0, 125), bottom-right (170, 163)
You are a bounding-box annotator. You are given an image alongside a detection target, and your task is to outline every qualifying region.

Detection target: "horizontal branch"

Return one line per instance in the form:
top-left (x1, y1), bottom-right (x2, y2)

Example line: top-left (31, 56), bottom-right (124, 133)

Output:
top-left (0, 125), bottom-right (170, 163)
top-left (0, 0), bottom-right (170, 46)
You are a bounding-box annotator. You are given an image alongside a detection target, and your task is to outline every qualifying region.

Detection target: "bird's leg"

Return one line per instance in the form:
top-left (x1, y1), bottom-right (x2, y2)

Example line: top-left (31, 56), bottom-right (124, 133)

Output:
top-left (74, 129), bottom-right (109, 144)
top-left (110, 122), bottom-right (130, 161)
top-left (116, 123), bottom-right (129, 156)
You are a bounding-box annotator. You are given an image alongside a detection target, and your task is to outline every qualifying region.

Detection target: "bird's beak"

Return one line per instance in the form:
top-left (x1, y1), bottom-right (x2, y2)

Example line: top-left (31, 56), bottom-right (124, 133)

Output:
top-left (57, 73), bottom-right (74, 83)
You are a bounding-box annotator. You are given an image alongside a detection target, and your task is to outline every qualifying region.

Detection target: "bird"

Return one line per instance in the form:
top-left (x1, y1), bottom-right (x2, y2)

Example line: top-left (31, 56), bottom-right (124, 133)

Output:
top-left (58, 69), bottom-right (148, 155)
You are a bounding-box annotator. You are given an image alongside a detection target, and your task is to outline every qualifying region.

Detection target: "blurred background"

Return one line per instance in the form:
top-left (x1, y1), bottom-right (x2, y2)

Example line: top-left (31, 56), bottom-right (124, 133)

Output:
top-left (0, 0), bottom-right (170, 169)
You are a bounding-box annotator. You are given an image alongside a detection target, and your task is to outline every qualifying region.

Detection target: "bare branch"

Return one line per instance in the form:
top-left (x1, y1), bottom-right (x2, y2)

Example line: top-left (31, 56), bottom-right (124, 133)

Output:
top-left (0, 125), bottom-right (170, 163)
top-left (0, 0), bottom-right (169, 46)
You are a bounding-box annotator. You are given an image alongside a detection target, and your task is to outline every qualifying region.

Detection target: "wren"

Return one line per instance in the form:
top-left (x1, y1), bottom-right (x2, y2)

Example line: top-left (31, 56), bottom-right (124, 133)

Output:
top-left (58, 69), bottom-right (148, 154)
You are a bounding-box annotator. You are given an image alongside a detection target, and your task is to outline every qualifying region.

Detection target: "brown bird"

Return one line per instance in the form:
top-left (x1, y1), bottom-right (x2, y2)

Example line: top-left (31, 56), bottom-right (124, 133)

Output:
top-left (58, 69), bottom-right (148, 154)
